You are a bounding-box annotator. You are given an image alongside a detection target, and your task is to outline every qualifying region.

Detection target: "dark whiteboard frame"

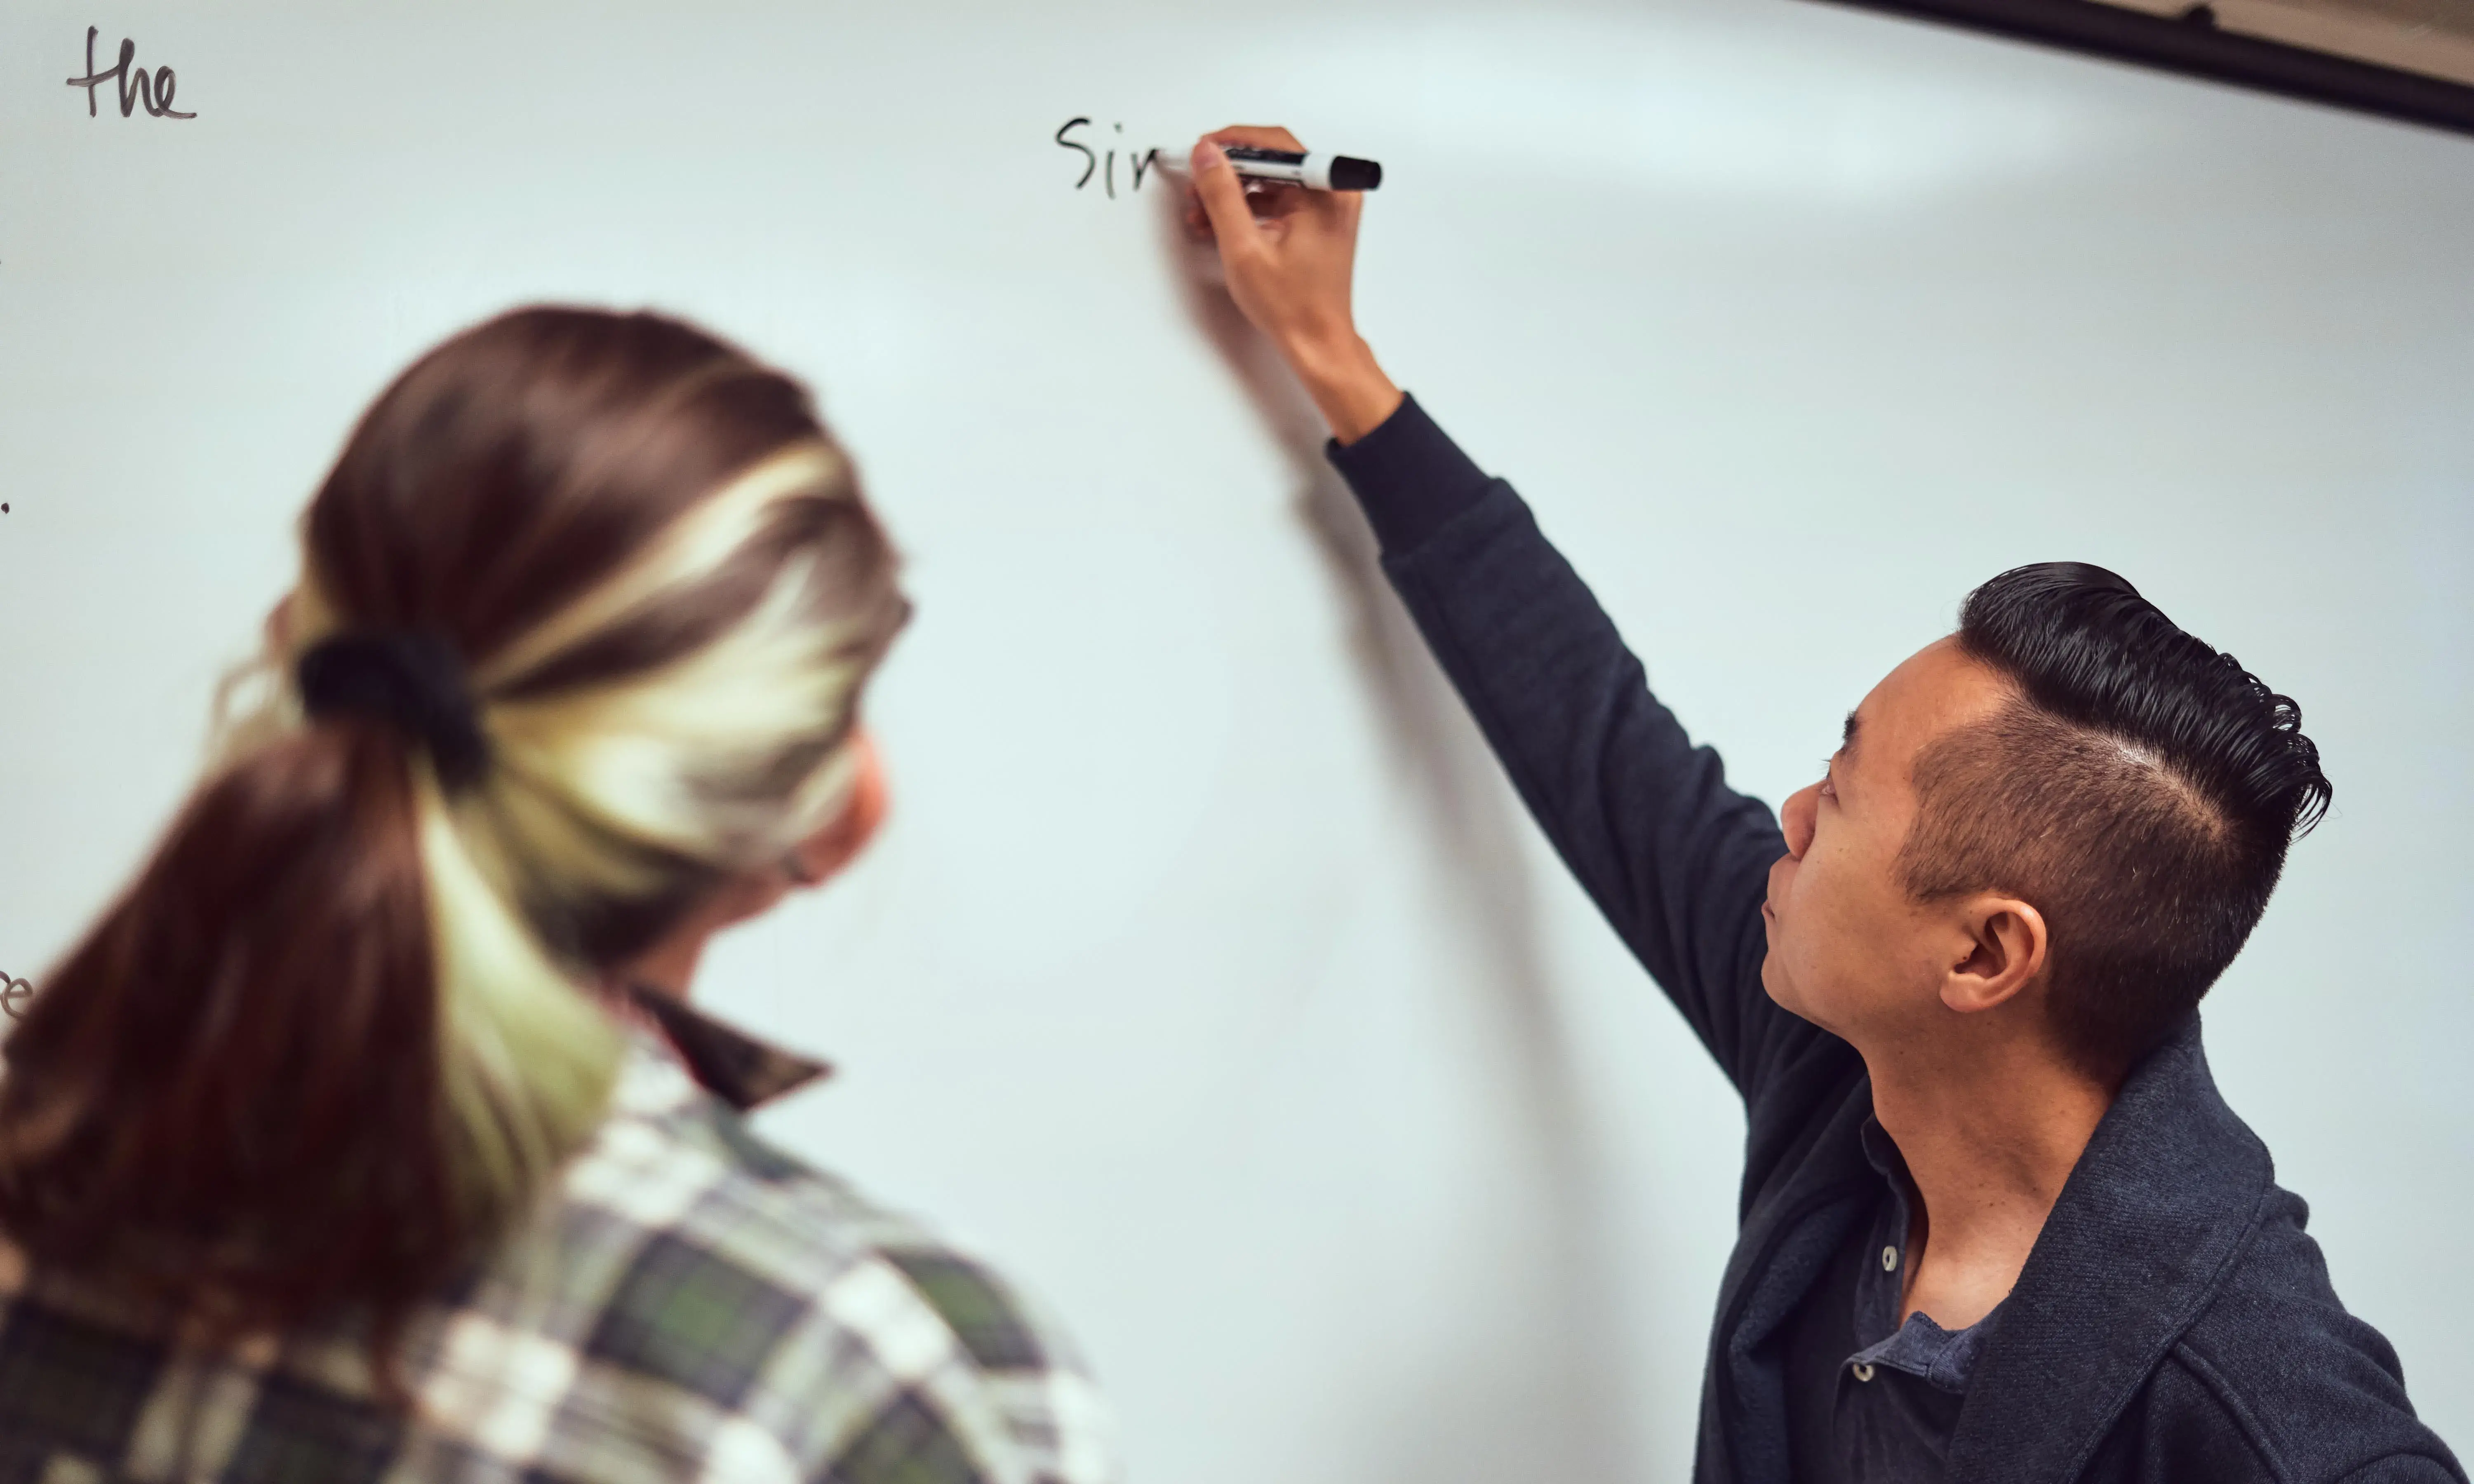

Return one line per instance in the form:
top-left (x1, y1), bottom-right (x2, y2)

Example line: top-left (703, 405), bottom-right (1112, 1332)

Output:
top-left (1804, 0), bottom-right (2474, 138)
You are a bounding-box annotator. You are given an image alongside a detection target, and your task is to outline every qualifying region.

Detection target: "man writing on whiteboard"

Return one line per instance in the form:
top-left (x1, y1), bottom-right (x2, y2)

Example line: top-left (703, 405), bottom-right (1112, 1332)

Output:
top-left (1178, 127), bottom-right (2462, 1483)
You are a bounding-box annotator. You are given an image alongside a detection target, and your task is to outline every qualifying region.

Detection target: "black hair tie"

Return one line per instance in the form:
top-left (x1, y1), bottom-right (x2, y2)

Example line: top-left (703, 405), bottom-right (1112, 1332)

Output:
top-left (296, 629), bottom-right (492, 790)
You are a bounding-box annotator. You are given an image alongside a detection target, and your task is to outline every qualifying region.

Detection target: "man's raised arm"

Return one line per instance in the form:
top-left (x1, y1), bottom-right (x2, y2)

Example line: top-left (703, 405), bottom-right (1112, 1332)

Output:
top-left (1182, 128), bottom-right (1801, 1097)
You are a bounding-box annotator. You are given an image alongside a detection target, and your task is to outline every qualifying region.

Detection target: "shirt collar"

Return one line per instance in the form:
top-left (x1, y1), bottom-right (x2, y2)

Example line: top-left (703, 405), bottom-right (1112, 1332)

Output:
top-left (617, 981), bottom-right (832, 1113)
top-left (1857, 1112), bottom-right (1907, 1184)
top-left (1852, 1109), bottom-right (2008, 1393)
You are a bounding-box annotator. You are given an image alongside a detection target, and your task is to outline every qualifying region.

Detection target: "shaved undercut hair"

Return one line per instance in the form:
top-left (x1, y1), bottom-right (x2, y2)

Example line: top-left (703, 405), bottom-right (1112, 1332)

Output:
top-left (1896, 563), bottom-right (2332, 1080)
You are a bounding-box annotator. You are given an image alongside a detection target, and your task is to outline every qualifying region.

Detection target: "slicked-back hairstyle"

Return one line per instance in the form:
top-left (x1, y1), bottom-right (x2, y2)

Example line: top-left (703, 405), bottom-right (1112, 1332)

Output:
top-left (1896, 562), bottom-right (2331, 1080)
top-left (0, 307), bottom-right (908, 1402)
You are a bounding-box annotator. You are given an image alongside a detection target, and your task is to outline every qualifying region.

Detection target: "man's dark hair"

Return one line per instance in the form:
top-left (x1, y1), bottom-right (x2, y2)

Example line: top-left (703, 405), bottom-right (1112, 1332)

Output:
top-left (1896, 561), bottom-right (2332, 1080)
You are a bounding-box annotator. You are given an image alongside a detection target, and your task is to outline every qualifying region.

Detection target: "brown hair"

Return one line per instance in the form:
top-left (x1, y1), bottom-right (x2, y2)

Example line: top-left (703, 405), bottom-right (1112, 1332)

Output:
top-left (0, 307), bottom-right (908, 1397)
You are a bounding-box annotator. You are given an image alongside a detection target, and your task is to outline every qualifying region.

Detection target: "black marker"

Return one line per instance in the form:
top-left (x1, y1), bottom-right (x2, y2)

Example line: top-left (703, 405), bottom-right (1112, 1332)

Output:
top-left (1221, 144), bottom-right (1382, 192)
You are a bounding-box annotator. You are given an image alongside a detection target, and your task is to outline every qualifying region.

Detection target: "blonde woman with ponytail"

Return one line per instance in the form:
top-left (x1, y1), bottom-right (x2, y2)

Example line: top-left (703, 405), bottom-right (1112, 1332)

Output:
top-left (0, 308), bottom-right (1120, 1484)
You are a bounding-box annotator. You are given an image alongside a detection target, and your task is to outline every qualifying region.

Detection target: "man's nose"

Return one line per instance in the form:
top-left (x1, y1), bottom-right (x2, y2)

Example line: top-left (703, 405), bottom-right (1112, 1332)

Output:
top-left (1781, 784), bottom-right (1818, 859)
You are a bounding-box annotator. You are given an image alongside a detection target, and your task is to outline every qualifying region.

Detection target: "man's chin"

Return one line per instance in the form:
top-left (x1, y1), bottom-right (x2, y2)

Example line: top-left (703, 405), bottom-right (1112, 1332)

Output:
top-left (1758, 956), bottom-right (1825, 1026)
top-left (1758, 953), bottom-right (1789, 1008)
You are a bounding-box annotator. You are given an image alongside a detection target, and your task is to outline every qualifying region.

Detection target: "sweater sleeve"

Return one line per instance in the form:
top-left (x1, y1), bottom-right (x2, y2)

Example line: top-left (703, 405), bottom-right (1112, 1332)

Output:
top-left (1326, 393), bottom-right (1801, 1101)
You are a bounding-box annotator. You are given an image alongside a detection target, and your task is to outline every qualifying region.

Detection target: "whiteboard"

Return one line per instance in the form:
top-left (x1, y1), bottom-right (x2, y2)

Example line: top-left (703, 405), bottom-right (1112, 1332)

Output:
top-left (3, 0), bottom-right (2470, 1477)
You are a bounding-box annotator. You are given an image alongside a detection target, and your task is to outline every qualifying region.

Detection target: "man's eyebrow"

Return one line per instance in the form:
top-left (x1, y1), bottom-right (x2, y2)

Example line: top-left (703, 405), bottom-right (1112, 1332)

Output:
top-left (1839, 711), bottom-right (1861, 755)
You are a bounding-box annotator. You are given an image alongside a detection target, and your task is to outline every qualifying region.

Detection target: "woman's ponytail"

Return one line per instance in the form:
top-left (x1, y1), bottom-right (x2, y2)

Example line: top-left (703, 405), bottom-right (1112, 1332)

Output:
top-left (0, 718), bottom-right (462, 1358)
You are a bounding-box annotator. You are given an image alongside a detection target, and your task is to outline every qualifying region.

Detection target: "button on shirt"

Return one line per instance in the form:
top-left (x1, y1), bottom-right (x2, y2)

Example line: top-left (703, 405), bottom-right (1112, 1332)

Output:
top-left (1783, 1116), bottom-right (2007, 1484)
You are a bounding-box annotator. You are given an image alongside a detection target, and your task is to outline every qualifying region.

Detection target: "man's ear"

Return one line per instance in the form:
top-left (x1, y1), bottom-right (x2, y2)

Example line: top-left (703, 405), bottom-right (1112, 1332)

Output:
top-left (1941, 895), bottom-right (2050, 1014)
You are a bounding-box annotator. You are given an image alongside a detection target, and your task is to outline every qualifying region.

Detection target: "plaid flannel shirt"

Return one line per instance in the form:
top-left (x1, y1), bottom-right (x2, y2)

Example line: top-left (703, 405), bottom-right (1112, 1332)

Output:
top-left (0, 986), bottom-right (1123, 1484)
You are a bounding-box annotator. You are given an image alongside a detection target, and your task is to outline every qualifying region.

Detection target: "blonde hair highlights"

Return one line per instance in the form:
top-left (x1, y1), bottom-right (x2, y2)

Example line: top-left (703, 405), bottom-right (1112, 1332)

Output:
top-left (209, 434), bottom-right (894, 1233)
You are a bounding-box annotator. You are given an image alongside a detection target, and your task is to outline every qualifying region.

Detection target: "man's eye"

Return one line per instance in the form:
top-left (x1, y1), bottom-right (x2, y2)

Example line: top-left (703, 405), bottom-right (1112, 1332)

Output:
top-left (1818, 762), bottom-right (1837, 801)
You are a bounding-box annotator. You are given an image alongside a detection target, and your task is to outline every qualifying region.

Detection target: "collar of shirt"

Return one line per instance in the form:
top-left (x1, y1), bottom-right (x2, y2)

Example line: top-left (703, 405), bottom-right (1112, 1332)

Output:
top-left (1848, 1114), bottom-right (2006, 1395)
top-left (613, 980), bottom-right (831, 1113)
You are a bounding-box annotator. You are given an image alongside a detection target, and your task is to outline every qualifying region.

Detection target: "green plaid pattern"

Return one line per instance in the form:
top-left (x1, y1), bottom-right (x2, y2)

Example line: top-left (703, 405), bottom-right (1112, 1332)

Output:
top-left (0, 1003), bottom-right (1121, 1484)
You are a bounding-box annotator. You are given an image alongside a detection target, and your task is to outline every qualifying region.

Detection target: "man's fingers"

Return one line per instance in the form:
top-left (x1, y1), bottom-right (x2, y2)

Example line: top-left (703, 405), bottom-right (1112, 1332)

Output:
top-left (1321, 188), bottom-right (1365, 236)
top-left (1204, 124), bottom-right (1307, 154)
top-left (1189, 140), bottom-right (1265, 261)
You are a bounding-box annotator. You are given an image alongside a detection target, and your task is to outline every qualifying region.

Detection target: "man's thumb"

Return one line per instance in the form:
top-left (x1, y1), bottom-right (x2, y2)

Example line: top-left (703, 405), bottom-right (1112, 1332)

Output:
top-left (1189, 141), bottom-right (1257, 258)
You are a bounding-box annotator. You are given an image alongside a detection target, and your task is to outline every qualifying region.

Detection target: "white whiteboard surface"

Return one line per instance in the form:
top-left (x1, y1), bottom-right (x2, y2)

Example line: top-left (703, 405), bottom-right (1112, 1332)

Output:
top-left (4, 0), bottom-right (2470, 1477)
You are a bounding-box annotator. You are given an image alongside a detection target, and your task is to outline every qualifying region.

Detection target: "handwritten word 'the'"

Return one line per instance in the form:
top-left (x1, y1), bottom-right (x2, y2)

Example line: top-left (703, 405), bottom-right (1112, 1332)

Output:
top-left (0, 973), bottom-right (32, 1022)
top-left (1055, 119), bottom-right (1164, 199)
top-left (67, 26), bottom-right (195, 120)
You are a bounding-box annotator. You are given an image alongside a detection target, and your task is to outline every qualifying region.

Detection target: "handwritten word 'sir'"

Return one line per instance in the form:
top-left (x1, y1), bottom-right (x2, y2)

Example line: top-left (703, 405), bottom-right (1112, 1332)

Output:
top-left (1056, 119), bottom-right (1162, 199)
top-left (68, 26), bottom-right (195, 119)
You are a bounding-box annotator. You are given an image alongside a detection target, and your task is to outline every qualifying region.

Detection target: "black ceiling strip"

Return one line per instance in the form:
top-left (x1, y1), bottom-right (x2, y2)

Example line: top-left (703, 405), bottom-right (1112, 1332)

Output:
top-left (1801, 0), bottom-right (2474, 138)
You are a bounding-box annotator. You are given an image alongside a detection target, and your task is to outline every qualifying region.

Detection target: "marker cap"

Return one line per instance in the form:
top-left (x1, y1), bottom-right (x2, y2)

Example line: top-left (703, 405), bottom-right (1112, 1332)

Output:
top-left (1323, 155), bottom-right (1382, 191)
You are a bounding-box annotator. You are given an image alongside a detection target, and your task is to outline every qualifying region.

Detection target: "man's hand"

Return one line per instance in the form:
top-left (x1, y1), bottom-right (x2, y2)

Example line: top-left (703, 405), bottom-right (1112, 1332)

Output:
top-left (1185, 126), bottom-right (1404, 445)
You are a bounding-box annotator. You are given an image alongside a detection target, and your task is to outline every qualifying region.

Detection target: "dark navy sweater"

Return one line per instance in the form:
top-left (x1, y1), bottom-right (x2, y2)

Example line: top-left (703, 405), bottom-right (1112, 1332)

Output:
top-left (1324, 394), bottom-right (2465, 1484)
